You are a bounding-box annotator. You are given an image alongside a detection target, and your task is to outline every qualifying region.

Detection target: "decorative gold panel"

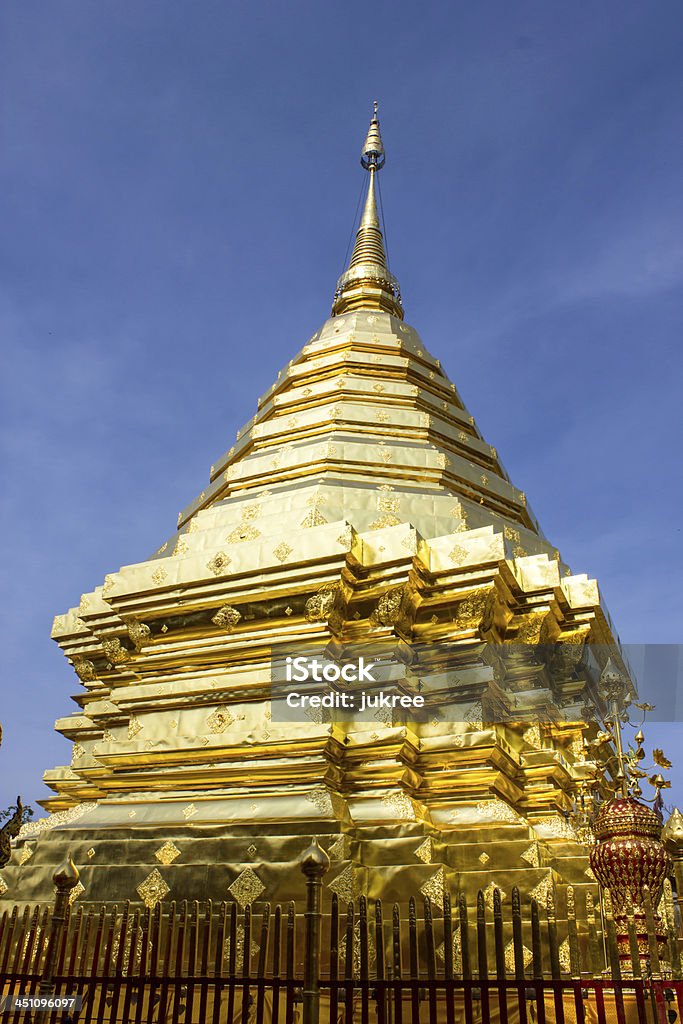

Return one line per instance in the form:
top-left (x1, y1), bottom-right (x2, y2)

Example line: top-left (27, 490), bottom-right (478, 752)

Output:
top-left (328, 835), bottom-right (348, 863)
top-left (68, 881), bottom-right (85, 905)
top-left (529, 872), bottom-right (554, 909)
top-left (328, 864), bottom-right (359, 903)
top-left (19, 846), bottom-right (33, 866)
top-left (504, 941), bottom-right (532, 972)
top-left (155, 841), bottom-right (181, 865)
top-left (228, 867), bottom-right (265, 909)
top-left (521, 843), bottom-right (540, 868)
top-left (416, 840), bottom-right (435, 865)
top-left (206, 707), bottom-right (235, 734)
top-left (207, 552), bottom-right (231, 576)
top-left (273, 542), bottom-right (293, 563)
top-left (483, 882), bottom-right (506, 910)
top-left (211, 605), bottom-right (242, 631)
top-left (420, 867), bottom-right (446, 910)
top-left (381, 791), bottom-right (415, 820)
top-left (137, 869), bottom-right (170, 909)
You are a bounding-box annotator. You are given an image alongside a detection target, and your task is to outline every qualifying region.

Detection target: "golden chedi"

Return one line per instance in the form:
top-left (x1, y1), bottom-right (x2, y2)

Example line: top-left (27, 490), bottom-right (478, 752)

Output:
top-left (0, 110), bottom-right (641, 935)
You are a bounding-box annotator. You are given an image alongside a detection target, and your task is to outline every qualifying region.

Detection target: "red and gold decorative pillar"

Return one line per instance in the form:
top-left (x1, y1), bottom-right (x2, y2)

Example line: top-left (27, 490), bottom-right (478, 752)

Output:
top-left (590, 796), bottom-right (671, 972)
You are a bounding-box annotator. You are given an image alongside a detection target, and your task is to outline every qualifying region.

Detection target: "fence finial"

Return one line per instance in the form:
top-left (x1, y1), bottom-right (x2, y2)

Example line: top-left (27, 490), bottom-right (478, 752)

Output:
top-left (53, 852), bottom-right (80, 890)
top-left (301, 837), bottom-right (330, 878)
top-left (301, 838), bottom-right (329, 1024)
top-left (40, 852), bottom-right (80, 997)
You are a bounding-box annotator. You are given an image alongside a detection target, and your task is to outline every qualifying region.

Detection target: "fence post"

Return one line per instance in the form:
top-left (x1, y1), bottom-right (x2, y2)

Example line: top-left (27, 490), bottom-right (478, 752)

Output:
top-left (39, 854), bottom-right (80, 996)
top-left (300, 837), bottom-right (330, 1024)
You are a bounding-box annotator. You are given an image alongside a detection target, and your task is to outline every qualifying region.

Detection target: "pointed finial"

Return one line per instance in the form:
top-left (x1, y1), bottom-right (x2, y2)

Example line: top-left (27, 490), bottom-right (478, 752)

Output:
top-left (360, 103), bottom-right (385, 169)
top-left (300, 836), bottom-right (330, 878)
top-left (332, 105), bottom-right (402, 319)
top-left (599, 657), bottom-right (631, 796)
top-left (601, 657), bottom-right (624, 692)
top-left (53, 852), bottom-right (80, 891)
top-left (663, 808), bottom-right (683, 856)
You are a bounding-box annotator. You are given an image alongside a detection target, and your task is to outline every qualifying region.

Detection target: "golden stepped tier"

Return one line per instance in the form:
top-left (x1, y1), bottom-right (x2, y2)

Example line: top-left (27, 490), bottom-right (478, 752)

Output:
top-left (173, 313), bottom-right (540, 535)
top-left (3, 804), bottom-right (594, 920)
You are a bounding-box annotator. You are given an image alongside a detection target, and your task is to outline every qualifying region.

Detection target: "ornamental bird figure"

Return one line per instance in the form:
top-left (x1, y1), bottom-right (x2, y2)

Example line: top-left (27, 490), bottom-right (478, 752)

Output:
top-left (0, 796), bottom-right (23, 868)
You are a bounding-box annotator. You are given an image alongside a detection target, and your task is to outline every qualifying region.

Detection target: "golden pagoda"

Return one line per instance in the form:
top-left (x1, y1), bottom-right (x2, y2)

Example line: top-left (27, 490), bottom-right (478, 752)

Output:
top-left (2, 108), bottom-right (634, 925)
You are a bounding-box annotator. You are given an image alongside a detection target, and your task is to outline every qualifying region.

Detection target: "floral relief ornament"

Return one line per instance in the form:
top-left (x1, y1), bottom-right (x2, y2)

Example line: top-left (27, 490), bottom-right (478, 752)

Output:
top-left (207, 551), bottom-right (231, 576)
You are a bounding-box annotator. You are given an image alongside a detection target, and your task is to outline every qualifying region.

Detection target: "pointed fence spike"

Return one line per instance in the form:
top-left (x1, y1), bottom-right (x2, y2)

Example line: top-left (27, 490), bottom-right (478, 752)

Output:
top-left (566, 885), bottom-right (581, 979)
top-left (493, 887), bottom-right (505, 981)
top-left (459, 891), bottom-right (471, 981)
top-left (511, 886), bottom-right (525, 980)
top-left (530, 898), bottom-right (542, 979)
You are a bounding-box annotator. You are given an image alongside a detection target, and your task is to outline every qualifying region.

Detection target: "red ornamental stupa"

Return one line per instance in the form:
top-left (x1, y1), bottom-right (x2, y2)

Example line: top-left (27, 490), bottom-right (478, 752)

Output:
top-left (589, 796), bottom-right (671, 970)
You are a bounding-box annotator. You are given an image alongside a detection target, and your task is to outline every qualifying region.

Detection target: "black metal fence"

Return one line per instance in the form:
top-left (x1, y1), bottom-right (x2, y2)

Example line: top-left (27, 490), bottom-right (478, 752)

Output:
top-left (1, 856), bottom-right (682, 1023)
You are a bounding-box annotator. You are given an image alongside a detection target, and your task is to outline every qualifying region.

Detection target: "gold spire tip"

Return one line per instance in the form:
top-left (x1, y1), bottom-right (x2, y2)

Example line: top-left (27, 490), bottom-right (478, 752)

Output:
top-left (331, 105), bottom-right (402, 320)
top-left (361, 104), bottom-right (385, 170)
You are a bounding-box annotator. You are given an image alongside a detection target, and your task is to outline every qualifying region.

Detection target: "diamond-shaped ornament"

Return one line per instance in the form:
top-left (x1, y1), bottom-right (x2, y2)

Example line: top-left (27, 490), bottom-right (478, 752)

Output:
top-left (521, 843), bottom-right (540, 868)
top-left (327, 864), bottom-right (359, 903)
top-left (504, 940), bottom-right (533, 972)
top-left (137, 869), bottom-right (170, 909)
top-left (328, 835), bottom-right (347, 862)
top-left (69, 881), bottom-right (85, 905)
top-left (223, 935), bottom-right (260, 973)
top-left (206, 706), bottom-right (235, 734)
top-left (127, 716), bottom-right (142, 739)
top-left (155, 841), bottom-right (181, 866)
top-left (228, 867), bottom-right (265, 909)
top-left (483, 882), bottom-right (506, 910)
top-left (207, 551), bottom-right (231, 576)
top-left (273, 542), bottom-right (293, 563)
top-left (19, 845), bottom-right (34, 866)
top-left (529, 873), bottom-right (554, 909)
top-left (420, 867), bottom-right (446, 910)
top-left (415, 838), bottom-right (433, 864)
top-left (436, 932), bottom-right (462, 972)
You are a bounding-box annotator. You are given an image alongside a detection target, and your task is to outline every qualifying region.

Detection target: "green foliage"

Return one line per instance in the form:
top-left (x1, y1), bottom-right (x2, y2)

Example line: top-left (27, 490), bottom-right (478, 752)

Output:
top-left (0, 803), bottom-right (33, 825)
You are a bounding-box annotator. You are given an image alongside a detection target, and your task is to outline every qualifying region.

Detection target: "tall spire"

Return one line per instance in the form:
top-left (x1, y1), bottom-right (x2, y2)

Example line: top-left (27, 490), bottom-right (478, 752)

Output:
top-left (332, 104), bottom-right (403, 319)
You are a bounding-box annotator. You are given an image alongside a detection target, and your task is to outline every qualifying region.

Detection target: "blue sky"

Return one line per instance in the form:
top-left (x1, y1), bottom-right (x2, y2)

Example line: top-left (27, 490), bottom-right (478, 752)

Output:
top-left (1, 1), bottom-right (682, 812)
